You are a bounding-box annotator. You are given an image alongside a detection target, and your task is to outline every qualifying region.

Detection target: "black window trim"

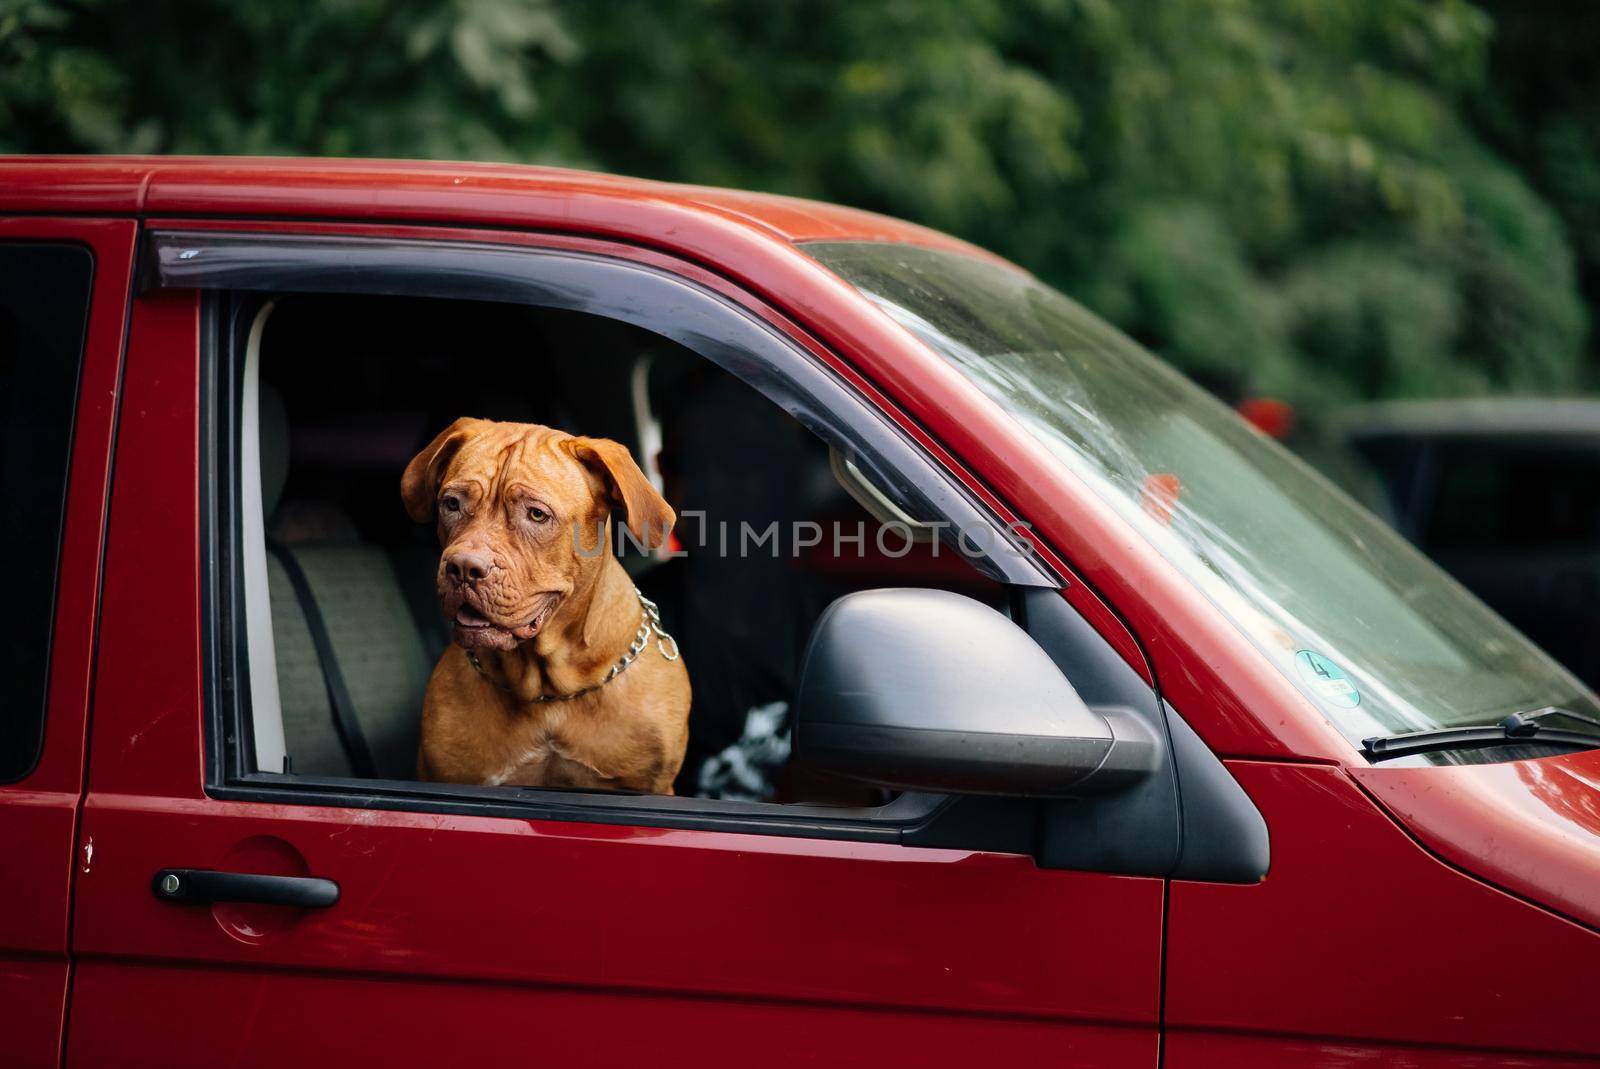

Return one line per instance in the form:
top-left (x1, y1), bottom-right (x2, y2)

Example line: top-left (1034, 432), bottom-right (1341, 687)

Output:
top-left (176, 228), bottom-right (1058, 847)
top-left (0, 239), bottom-right (96, 785)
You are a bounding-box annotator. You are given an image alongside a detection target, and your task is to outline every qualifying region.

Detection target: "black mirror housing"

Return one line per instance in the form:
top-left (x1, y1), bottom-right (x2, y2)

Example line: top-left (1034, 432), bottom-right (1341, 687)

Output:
top-left (793, 589), bottom-right (1157, 797)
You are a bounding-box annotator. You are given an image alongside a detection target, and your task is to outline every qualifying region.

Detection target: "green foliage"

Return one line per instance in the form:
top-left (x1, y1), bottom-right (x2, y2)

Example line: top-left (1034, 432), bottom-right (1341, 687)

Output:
top-left (1469, 0), bottom-right (1600, 389)
top-left (1, 0), bottom-right (1590, 409)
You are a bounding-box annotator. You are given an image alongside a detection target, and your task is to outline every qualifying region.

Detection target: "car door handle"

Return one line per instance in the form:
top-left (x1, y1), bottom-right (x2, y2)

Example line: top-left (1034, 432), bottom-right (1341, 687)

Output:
top-left (152, 868), bottom-right (340, 908)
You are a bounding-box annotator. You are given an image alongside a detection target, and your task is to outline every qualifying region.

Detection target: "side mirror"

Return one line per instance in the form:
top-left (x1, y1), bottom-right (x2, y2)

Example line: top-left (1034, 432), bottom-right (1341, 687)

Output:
top-left (793, 589), bottom-right (1157, 797)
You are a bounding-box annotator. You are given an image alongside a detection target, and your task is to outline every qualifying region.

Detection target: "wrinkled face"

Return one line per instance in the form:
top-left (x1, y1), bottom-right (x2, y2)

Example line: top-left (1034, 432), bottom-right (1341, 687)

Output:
top-left (401, 419), bottom-right (673, 652)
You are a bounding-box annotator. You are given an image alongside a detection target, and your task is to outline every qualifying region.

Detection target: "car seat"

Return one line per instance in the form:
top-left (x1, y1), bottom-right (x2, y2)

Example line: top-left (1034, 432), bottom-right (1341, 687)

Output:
top-left (259, 383), bottom-right (435, 779)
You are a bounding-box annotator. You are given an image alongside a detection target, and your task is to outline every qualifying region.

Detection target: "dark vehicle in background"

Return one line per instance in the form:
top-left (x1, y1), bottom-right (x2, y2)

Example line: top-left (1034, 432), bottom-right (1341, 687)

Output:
top-left (1341, 399), bottom-right (1600, 689)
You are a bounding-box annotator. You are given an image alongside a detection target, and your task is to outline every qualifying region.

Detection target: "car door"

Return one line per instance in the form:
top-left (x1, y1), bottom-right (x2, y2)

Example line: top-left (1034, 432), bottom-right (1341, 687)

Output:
top-left (0, 217), bottom-right (136, 1069)
top-left (67, 224), bottom-right (1164, 1068)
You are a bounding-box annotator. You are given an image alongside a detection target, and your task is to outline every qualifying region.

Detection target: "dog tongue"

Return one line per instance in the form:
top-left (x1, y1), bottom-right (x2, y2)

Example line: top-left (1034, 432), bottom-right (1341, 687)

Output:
top-left (456, 605), bottom-right (491, 627)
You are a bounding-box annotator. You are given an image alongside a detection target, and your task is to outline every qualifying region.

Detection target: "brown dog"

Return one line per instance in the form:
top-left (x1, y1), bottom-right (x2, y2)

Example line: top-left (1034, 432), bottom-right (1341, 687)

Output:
top-left (402, 418), bottom-right (691, 793)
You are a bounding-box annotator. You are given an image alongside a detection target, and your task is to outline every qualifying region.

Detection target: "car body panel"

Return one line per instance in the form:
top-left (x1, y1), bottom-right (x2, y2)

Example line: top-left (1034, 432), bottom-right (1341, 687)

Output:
top-left (1167, 761), bottom-right (1600, 1060)
top-left (1167, 1031), bottom-right (1600, 1068)
top-left (0, 155), bottom-right (997, 252)
top-left (1355, 749), bottom-right (1600, 932)
top-left (71, 798), bottom-right (1163, 1058)
top-left (0, 216), bottom-right (136, 1069)
top-left (69, 963), bottom-right (1150, 1069)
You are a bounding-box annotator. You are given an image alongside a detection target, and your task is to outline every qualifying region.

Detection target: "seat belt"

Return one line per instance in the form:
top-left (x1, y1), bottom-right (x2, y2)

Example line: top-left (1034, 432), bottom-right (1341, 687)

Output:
top-left (386, 543), bottom-right (451, 660)
top-left (267, 541), bottom-right (377, 779)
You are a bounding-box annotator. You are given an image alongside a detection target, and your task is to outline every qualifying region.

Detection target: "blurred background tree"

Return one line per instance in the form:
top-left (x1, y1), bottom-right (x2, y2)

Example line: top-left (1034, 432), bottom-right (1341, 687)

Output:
top-left (1, 0), bottom-right (1592, 413)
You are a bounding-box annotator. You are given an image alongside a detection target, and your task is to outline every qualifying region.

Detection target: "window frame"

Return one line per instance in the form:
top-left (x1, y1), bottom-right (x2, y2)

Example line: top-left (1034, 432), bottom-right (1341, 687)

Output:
top-left (174, 227), bottom-right (1059, 846)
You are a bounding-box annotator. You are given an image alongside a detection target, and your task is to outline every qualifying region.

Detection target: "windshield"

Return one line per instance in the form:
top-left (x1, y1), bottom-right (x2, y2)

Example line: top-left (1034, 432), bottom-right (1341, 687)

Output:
top-left (808, 241), bottom-right (1600, 749)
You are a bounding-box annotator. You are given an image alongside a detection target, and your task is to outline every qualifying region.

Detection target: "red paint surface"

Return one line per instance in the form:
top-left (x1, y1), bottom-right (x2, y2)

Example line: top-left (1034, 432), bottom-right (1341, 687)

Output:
top-left (0, 155), bottom-right (998, 253)
top-left (1167, 761), bottom-right (1600, 1060)
top-left (1355, 749), bottom-right (1600, 932)
top-left (0, 961), bottom-right (69, 1069)
top-left (72, 798), bottom-right (1161, 1046)
top-left (0, 216), bottom-right (135, 1069)
top-left (69, 963), bottom-right (1150, 1069)
top-left (1168, 1030), bottom-right (1599, 1068)
top-left (79, 288), bottom-right (205, 801)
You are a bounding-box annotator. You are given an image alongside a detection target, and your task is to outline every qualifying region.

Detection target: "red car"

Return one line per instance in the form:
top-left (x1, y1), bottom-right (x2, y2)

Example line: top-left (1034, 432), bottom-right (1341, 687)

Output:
top-left (4, 157), bottom-right (1599, 1068)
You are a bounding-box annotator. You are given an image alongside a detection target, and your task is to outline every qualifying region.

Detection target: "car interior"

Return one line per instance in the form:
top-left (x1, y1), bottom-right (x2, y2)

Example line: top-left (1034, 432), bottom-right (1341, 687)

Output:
top-left (246, 292), bottom-right (1005, 803)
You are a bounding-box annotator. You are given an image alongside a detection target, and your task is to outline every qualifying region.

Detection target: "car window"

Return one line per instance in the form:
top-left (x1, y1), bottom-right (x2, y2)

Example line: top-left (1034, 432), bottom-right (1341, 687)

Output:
top-left (230, 289), bottom-right (1005, 803)
top-left (0, 242), bottom-right (93, 782)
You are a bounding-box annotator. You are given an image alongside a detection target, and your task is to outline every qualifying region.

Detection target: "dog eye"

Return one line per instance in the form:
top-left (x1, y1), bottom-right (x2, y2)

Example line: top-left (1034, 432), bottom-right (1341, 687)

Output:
top-left (527, 506), bottom-right (550, 523)
top-left (441, 495), bottom-right (461, 513)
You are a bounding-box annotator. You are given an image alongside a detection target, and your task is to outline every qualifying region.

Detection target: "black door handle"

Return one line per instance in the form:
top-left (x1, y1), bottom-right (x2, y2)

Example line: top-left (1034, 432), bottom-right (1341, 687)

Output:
top-left (152, 868), bottom-right (340, 908)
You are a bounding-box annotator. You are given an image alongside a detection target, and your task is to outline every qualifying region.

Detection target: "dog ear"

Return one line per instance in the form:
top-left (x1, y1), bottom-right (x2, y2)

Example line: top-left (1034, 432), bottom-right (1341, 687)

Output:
top-left (566, 436), bottom-right (676, 549)
top-left (401, 418), bottom-right (477, 523)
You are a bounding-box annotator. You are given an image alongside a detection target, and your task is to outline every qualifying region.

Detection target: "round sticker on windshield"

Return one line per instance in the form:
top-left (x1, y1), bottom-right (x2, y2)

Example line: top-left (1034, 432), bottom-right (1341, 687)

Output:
top-left (1294, 650), bottom-right (1360, 708)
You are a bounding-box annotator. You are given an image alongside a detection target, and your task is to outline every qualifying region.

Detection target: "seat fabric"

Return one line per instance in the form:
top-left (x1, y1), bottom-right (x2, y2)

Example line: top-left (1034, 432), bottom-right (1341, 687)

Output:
top-left (269, 539), bottom-right (432, 779)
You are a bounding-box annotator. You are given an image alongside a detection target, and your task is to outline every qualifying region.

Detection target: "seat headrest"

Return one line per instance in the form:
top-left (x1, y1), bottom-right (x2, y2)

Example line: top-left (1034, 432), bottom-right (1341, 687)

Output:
top-left (260, 382), bottom-right (290, 519)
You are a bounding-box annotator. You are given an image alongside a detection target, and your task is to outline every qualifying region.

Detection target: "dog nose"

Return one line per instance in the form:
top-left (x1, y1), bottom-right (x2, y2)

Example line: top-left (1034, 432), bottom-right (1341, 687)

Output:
top-left (444, 549), bottom-right (492, 583)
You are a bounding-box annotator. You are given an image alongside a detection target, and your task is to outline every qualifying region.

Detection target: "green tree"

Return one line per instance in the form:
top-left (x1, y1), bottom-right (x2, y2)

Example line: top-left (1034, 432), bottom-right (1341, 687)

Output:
top-left (1471, 0), bottom-right (1600, 382)
top-left (1, 0), bottom-right (1588, 411)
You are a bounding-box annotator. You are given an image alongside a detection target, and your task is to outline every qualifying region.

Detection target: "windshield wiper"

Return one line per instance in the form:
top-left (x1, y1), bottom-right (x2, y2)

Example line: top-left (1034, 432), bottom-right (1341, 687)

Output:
top-left (1363, 707), bottom-right (1600, 761)
top-left (1499, 706), bottom-right (1600, 735)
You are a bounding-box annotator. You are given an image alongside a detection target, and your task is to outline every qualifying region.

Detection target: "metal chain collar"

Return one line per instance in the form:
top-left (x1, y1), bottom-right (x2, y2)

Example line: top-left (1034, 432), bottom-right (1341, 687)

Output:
top-left (467, 588), bottom-right (679, 704)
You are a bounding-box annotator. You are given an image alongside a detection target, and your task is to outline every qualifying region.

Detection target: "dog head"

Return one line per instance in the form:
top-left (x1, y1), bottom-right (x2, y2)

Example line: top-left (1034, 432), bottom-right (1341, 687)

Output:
top-left (401, 418), bottom-right (674, 651)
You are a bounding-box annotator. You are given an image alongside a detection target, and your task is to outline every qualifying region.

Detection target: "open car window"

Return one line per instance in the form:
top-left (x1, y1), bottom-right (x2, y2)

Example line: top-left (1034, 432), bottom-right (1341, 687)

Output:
top-left (201, 237), bottom-right (1032, 816)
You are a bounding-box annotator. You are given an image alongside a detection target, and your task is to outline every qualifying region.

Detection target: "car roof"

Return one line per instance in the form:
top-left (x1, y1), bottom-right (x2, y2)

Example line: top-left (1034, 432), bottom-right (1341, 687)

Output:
top-left (1341, 398), bottom-right (1600, 439)
top-left (0, 155), bottom-right (998, 258)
